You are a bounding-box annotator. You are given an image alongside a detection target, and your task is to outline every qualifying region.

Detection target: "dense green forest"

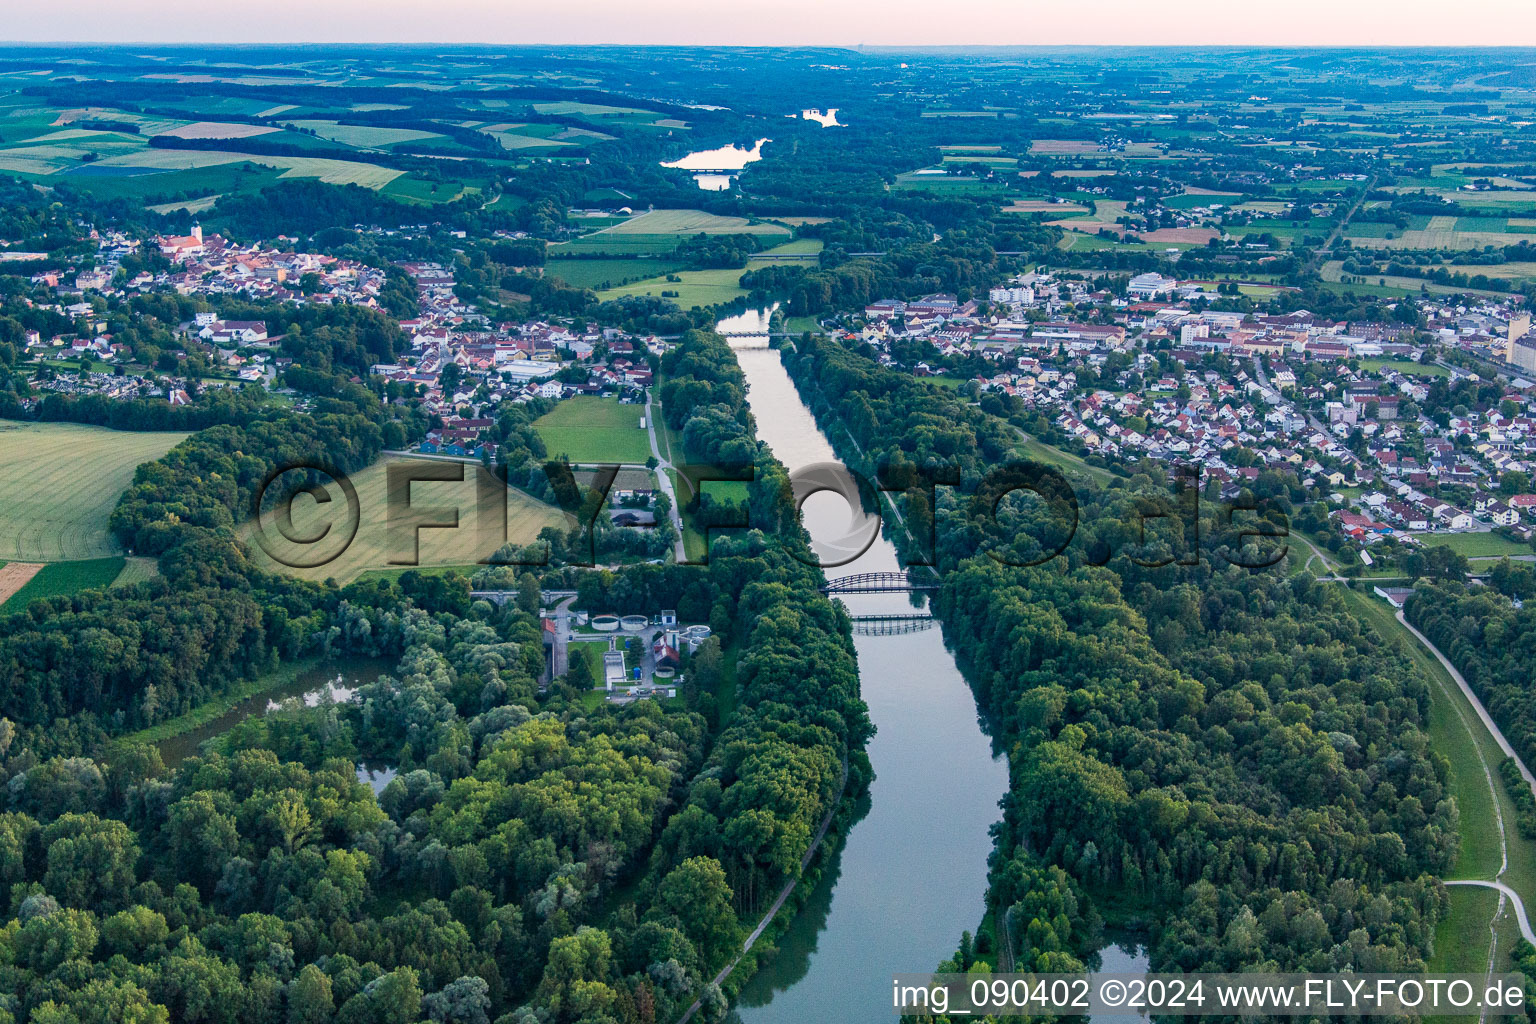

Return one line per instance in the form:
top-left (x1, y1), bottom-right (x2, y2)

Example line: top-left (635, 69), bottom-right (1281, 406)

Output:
top-left (782, 333), bottom-right (1459, 977)
top-left (0, 327), bottom-right (872, 1023)
top-left (1407, 583), bottom-right (1536, 777)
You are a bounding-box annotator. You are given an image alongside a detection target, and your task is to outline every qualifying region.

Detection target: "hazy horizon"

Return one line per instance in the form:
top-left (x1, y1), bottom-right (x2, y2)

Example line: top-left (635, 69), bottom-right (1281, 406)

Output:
top-left (5, 0), bottom-right (1535, 48)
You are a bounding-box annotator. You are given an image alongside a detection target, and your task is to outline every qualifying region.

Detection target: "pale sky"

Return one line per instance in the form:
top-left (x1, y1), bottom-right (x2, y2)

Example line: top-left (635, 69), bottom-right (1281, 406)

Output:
top-left (5, 0), bottom-right (1536, 46)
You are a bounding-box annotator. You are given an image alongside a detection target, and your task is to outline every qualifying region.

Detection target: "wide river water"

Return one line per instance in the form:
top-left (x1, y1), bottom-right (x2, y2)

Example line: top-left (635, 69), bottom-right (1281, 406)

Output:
top-left (723, 321), bottom-right (1009, 1022)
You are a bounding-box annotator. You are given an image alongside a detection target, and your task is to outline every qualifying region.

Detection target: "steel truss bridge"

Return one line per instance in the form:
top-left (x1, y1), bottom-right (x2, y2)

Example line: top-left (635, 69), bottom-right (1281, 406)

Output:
top-left (819, 572), bottom-right (939, 595)
top-left (850, 613), bottom-right (936, 637)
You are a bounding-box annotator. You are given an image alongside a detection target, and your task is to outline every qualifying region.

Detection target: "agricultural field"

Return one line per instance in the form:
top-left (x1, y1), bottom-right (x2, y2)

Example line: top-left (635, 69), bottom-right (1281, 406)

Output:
top-left (1139, 227), bottom-right (1220, 245)
top-left (752, 238), bottom-right (822, 257)
top-left (552, 209), bottom-right (790, 258)
top-left (1003, 199), bottom-right (1088, 214)
top-left (1164, 190), bottom-right (1242, 209)
top-left (1230, 218), bottom-right (1338, 246)
top-left (1056, 232), bottom-right (1149, 251)
top-left (1019, 168), bottom-right (1118, 178)
top-left (159, 121), bottom-right (279, 140)
top-left (1388, 187), bottom-right (1536, 212)
top-left (551, 233), bottom-right (688, 256)
top-left (112, 556), bottom-right (161, 588)
top-left (1029, 139), bottom-right (1105, 154)
top-left (0, 128), bottom-right (151, 175)
top-left (546, 257), bottom-right (684, 289)
top-left (0, 557), bottom-right (126, 610)
top-left (12, 137), bottom-right (408, 189)
top-left (940, 153), bottom-right (1017, 167)
top-left (1453, 261), bottom-right (1536, 283)
top-left (51, 160), bottom-right (285, 203)
top-left (379, 175), bottom-right (478, 205)
top-left (1048, 199), bottom-right (1130, 234)
top-left (533, 396), bottom-right (655, 465)
top-left (0, 82), bottom-right (664, 210)
top-left (1348, 213), bottom-right (1536, 250)
top-left (1181, 278), bottom-right (1291, 298)
top-left (0, 562), bottom-right (41, 606)
top-left (478, 122), bottom-right (580, 150)
top-left (146, 194), bottom-right (224, 215)
top-left (893, 169), bottom-right (1006, 193)
top-left (285, 119), bottom-right (443, 148)
top-left (597, 209), bottom-right (791, 236)
top-left (241, 455), bottom-right (566, 583)
top-left (0, 421), bottom-right (190, 562)
top-left (1320, 260), bottom-right (1517, 298)
top-left (1029, 139), bottom-right (1165, 158)
top-left (593, 239), bottom-right (818, 307)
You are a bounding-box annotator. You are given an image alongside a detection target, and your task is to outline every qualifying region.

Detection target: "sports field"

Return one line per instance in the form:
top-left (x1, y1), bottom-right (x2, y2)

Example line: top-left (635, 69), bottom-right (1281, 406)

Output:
top-left (533, 397), bottom-right (654, 464)
top-left (241, 454), bottom-right (566, 583)
top-left (1356, 358), bottom-right (1451, 377)
top-left (0, 421), bottom-right (189, 561)
top-left (1417, 532), bottom-right (1532, 558)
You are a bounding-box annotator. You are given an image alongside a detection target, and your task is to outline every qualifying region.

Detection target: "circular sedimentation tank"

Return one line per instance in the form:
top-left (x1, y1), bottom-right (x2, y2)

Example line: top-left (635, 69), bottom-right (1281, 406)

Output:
top-left (620, 614), bottom-right (649, 632)
top-left (591, 615), bottom-right (620, 632)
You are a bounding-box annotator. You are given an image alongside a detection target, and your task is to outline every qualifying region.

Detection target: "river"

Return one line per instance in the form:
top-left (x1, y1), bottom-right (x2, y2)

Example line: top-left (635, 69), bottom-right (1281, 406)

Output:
top-left (661, 138), bottom-right (768, 191)
top-left (156, 658), bottom-right (389, 764)
top-left (723, 319), bottom-right (1009, 1022)
top-left (799, 108), bottom-right (843, 127)
top-left (714, 306), bottom-right (775, 347)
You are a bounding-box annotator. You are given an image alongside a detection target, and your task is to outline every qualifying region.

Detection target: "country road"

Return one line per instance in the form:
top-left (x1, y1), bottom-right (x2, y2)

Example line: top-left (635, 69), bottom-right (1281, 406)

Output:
top-left (645, 390), bottom-right (689, 565)
top-left (1309, 173), bottom-right (1377, 273)
top-left (1393, 607), bottom-right (1536, 967)
top-left (1300, 543), bottom-right (1536, 964)
top-left (1396, 609), bottom-right (1536, 798)
top-left (1445, 881), bottom-right (1536, 945)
